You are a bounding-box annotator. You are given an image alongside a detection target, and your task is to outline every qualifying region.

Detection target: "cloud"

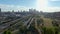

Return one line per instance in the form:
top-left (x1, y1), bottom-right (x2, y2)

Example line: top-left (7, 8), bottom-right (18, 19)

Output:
top-left (50, 0), bottom-right (60, 1)
top-left (36, 0), bottom-right (60, 12)
top-left (0, 2), bottom-right (60, 12)
top-left (41, 7), bottom-right (60, 12)
top-left (0, 4), bottom-right (29, 12)
top-left (36, 0), bottom-right (48, 10)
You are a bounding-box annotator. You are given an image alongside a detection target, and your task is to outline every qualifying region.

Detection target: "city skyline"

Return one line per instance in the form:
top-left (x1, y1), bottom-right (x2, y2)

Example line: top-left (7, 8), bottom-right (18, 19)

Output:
top-left (0, 0), bottom-right (60, 12)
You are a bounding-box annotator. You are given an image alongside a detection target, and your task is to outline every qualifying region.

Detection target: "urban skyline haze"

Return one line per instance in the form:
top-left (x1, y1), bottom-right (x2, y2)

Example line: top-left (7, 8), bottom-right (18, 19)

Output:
top-left (0, 0), bottom-right (60, 12)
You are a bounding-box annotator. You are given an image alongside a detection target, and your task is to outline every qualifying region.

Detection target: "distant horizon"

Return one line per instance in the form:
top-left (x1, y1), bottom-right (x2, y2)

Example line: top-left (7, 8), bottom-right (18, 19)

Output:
top-left (1, 8), bottom-right (60, 13)
top-left (0, 0), bottom-right (60, 12)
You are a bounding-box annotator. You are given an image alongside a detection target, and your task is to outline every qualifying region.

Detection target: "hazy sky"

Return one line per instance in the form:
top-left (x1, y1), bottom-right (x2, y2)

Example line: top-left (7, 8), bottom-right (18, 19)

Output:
top-left (0, 0), bottom-right (60, 12)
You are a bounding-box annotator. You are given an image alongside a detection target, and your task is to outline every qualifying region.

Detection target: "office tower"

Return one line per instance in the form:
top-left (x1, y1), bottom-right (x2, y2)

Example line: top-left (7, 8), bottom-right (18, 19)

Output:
top-left (0, 8), bottom-right (1, 13)
top-left (0, 8), bottom-right (1, 16)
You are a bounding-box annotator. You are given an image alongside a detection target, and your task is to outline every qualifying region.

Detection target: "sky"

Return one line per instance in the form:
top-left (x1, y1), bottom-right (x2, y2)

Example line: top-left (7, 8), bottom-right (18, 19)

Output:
top-left (0, 0), bottom-right (60, 12)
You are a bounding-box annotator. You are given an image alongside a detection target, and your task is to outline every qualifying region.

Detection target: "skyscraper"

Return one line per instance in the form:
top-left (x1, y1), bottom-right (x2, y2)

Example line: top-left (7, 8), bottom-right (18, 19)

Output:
top-left (0, 8), bottom-right (1, 16)
top-left (0, 8), bottom-right (1, 13)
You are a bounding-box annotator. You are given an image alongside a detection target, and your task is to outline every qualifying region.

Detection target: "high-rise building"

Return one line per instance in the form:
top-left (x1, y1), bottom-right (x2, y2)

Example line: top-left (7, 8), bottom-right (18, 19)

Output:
top-left (12, 10), bottom-right (14, 12)
top-left (0, 8), bottom-right (1, 16)
top-left (0, 8), bottom-right (1, 13)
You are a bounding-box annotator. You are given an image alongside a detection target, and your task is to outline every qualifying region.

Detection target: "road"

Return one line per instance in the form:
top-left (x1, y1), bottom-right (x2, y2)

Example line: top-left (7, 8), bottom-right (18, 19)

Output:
top-left (11, 17), bottom-right (33, 34)
top-left (0, 16), bottom-right (42, 34)
top-left (35, 18), bottom-right (42, 34)
top-left (0, 16), bottom-right (30, 34)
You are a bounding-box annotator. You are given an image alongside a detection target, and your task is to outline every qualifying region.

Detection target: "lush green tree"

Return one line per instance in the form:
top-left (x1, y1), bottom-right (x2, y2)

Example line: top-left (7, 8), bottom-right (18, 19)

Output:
top-left (19, 26), bottom-right (27, 34)
top-left (3, 30), bottom-right (11, 34)
top-left (54, 27), bottom-right (59, 34)
top-left (42, 27), bottom-right (47, 34)
top-left (42, 27), bottom-right (56, 34)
